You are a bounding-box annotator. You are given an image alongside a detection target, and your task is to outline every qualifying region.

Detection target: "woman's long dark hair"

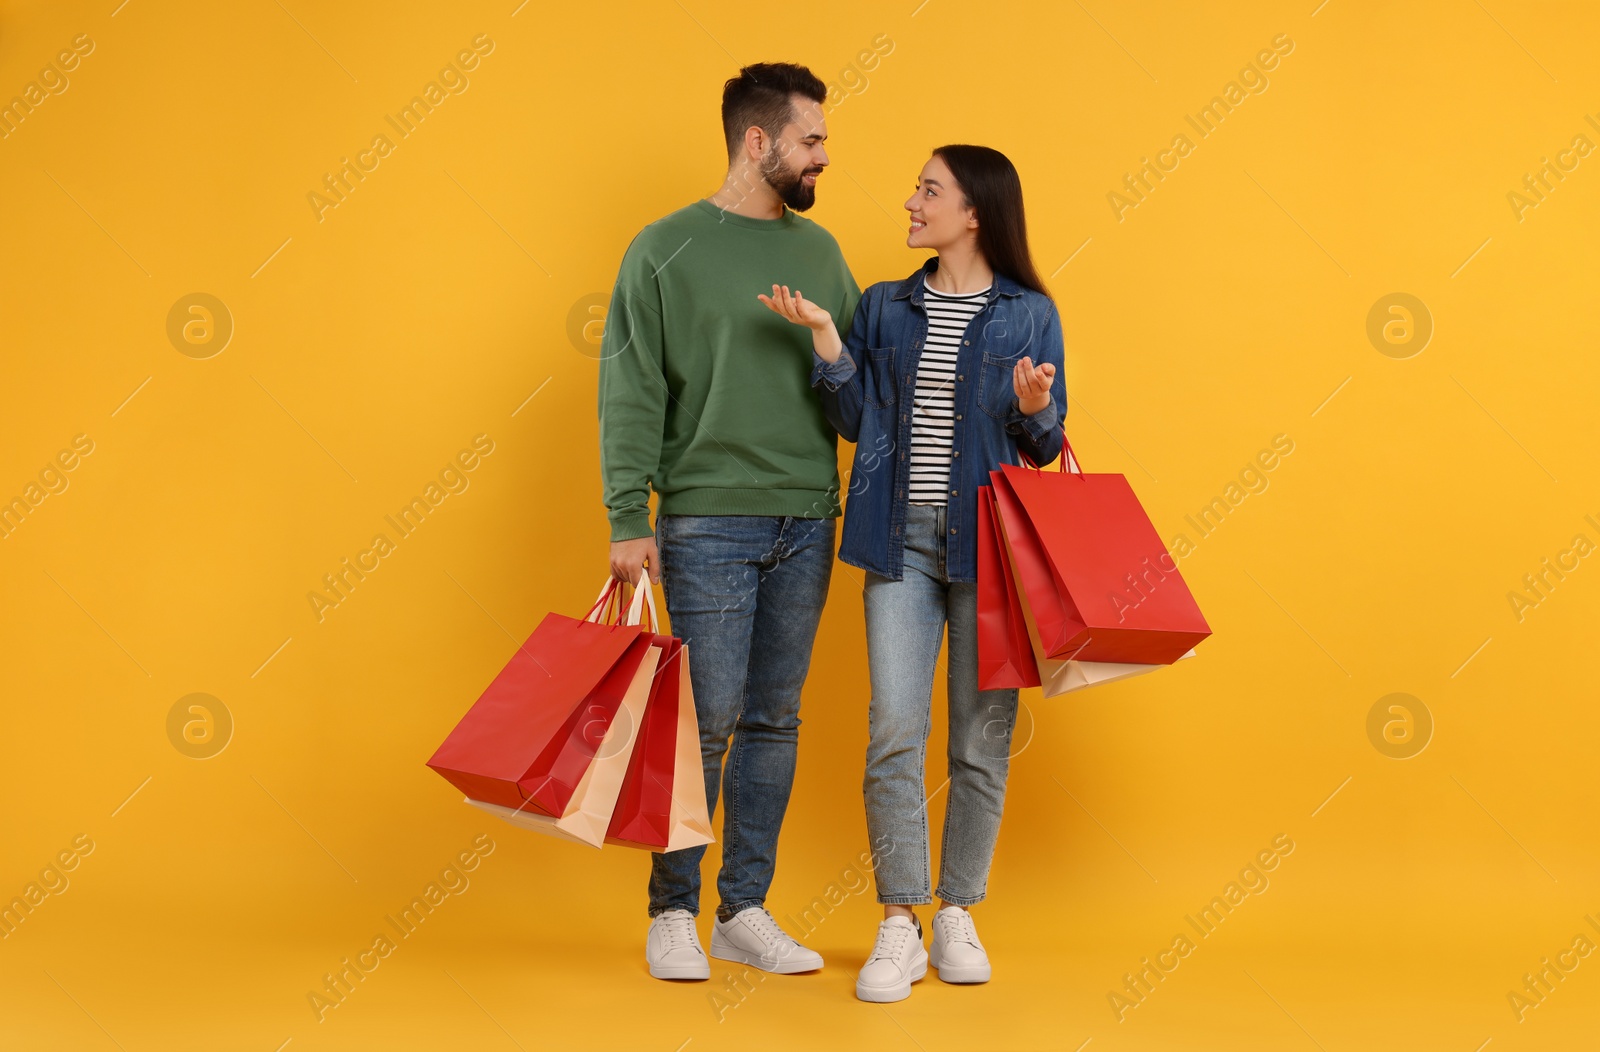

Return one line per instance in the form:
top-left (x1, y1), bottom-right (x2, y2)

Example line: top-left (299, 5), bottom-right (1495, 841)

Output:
top-left (931, 144), bottom-right (1051, 300)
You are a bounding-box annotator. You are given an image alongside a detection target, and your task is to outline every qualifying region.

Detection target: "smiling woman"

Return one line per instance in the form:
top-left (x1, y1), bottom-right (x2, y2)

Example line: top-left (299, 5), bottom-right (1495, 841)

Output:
top-left (765, 142), bottom-right (1066, 1004)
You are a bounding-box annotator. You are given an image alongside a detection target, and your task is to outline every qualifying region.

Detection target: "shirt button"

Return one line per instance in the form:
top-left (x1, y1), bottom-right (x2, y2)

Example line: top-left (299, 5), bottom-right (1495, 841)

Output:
top-left (957, 374), bottom-right (964, 381)
top-left (953, 451), bottom-right (960, 457)
top-left (956, 414), bottom-right (962, 421)
top-left (963, 340), bottom-right (970, 345)
top-left (950, 490), bottom-right (957, 496)
top-left (949, 528), bottom-right (957, 535)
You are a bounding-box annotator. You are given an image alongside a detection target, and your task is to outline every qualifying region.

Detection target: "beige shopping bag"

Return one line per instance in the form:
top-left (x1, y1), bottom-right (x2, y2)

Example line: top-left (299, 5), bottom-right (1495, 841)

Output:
top-left (657, 646), bottom-right (714, 852)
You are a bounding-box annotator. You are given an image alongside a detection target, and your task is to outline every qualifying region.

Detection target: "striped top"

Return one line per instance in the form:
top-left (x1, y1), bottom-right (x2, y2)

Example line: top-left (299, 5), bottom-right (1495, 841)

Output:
top-left (908, 280), bottom-right (991, 504)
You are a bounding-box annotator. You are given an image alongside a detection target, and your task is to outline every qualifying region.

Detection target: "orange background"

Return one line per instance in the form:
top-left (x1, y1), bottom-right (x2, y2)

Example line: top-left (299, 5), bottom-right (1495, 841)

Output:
top-left (2, 0), bottom-right (1597, 1048)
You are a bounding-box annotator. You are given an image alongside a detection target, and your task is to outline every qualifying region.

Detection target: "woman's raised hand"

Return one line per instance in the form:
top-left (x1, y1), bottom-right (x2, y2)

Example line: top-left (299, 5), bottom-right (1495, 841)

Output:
top-left (1013, 356), bottom-right (1056, 416)
top-left (758, 284), bottom-right (833, 331)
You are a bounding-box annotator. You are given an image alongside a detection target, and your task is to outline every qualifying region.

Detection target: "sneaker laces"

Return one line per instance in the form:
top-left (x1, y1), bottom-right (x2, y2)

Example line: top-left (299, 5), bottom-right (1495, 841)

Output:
top-left (939, 909), bottom-right (980, 948)
top-left (656, 910), bottom-right (702, 954)
top-left (742, 908), bottom-right (798, 953)
top-left (867, 919), bottom-right (915, 963)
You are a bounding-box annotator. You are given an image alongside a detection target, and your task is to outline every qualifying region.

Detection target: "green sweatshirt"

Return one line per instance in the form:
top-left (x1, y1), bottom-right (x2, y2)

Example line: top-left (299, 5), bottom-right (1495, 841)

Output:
top-left (598, 198), bottom-right (862, 542)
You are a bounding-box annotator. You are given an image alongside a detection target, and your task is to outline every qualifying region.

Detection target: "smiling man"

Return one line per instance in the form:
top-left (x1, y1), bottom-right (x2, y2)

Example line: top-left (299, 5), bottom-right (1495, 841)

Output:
top-left (597, 62), bottom-right (860, 981)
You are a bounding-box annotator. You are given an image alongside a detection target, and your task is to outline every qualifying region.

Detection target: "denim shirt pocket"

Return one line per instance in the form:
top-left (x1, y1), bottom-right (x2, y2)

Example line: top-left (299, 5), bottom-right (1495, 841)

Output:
top-left (976, 349), bottom-right (1022, 420)
top-left (863, 345), bottom-right (897, 408)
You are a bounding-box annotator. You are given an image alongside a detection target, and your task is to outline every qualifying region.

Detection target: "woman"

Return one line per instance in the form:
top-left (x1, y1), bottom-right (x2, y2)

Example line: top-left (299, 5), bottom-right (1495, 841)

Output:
top-left (758, 144), bottom-right (1065, 1002)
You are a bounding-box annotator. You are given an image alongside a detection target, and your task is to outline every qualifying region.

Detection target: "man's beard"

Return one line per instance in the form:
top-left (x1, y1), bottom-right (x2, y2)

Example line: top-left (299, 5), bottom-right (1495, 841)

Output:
top-left (763, 150), bottom-right (819, 212)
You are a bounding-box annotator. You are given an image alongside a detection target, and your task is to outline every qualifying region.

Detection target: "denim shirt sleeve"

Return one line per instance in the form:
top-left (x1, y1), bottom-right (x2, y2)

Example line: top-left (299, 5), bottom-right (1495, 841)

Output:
top-left (810, 289), bottom-right (871, 444)
top-left (1004, 299), bottom-right (1067, 465)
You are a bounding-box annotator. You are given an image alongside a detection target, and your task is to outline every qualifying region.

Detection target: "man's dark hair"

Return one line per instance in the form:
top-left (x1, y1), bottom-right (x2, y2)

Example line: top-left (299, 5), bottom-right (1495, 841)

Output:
top-left (720, 63), bottom-right (826, 162)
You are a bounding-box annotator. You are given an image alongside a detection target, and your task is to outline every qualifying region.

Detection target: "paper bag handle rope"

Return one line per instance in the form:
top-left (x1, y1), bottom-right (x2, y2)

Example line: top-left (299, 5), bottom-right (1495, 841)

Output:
top-left (585, 578), bottom-right (623, 623)
top-left (583, 574), bottom-right (658, 631)
top-left (624, 573), bottom-right (659, 631)
top-left (1018, 434), bottom-right (1083, 477)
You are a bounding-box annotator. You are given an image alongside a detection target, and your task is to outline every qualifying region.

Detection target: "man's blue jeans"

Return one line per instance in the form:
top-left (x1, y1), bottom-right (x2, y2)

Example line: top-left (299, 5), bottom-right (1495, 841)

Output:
top-left (648, 513), bottom-right (835, 922)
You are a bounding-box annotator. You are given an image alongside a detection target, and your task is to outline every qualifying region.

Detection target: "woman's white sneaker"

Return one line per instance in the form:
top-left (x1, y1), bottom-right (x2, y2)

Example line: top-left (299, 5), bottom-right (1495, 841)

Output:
top-left (855, 915), bottom-right (928, 1002)
top-left (709, 906), bottom-right (824, 973)
top-left (928, 906), bottom-right (991, 982)
top-left (647, 908), bottom-right (710, 980)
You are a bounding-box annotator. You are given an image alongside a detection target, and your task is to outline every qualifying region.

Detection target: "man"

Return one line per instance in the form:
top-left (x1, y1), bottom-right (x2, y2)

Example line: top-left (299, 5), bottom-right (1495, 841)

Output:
top-left (597, 62), bottom-right (860, 981)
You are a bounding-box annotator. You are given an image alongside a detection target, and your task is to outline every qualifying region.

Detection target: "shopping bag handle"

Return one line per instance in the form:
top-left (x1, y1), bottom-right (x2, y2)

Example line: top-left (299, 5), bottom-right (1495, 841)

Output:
top-left (585, 573), bottom-right (659, 631)
top-left (584, 577), bottom-right (624, 624)
top-left (622, 573), bottom-right (659, 631)
top-left (1018, 434), bottom-right (1083, 477)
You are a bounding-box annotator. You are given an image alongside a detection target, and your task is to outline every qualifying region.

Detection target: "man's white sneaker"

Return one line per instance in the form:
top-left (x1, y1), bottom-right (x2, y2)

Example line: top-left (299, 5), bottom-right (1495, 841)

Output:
top-left (709, 906), bottom-right (824, 973)
top-left (855, 915), bottom-right (928, 1003)
top-left (928, 905), bottom-right (991, 983)
top-left (646, 908), bottom-right (710, 980)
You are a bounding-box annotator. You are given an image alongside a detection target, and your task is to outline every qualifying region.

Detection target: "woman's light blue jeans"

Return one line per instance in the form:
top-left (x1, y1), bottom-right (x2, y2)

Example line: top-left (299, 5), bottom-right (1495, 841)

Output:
top-left (862, 502), bottom-right (1020, 906)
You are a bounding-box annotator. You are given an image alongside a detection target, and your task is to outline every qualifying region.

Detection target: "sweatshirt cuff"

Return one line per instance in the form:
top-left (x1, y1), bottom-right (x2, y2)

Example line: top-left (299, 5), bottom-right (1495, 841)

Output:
top-left (609, 513), bottom-right (654, 543)
top-left (811, 348), bottom-right (858, 390)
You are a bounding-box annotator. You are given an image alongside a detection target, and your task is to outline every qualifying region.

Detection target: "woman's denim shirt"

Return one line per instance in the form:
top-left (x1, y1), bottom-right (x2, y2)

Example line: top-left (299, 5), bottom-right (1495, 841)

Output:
top-left (811, 256), bottom-right (1067, 583)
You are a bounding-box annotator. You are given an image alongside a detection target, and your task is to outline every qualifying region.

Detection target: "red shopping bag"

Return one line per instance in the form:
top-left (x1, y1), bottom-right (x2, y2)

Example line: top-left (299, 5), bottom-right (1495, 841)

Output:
top-left (606, 636), bottom-right (684, 847)
top-left (426, 578), bottom-right (654, 816)
top-left (459, 576), bottom-right (714, 853)
top-left (991, 442), bottom-right (1211, 665)
top-left (977, 486), bottom-right (1041, 689)
top-left (993, 494), bottom-right (1199, 695)
top-left (605, 637), bottom-right (714, 851)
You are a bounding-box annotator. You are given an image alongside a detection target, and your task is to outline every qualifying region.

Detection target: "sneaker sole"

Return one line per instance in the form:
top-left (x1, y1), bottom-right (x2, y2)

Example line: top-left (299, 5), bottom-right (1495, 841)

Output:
top-left (855, 958), bottom-right (928, 1002)
top-left (708, 933), bottom-right (823, 974)
top-left (649, 962), bottom-right (711, 981)
top-left (929, 943), bottom-right (991, 983)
